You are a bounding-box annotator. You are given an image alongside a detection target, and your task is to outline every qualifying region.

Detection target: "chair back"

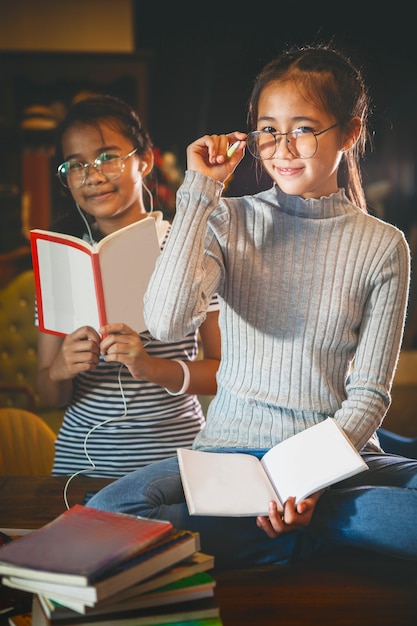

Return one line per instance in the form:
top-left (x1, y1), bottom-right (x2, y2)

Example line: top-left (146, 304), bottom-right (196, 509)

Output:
top-left (0, 269), bottom-right (64, 432)
top-left (0, 407), bottom-right (56, 475)
top-left (0, 269), bottom-right (38, 410)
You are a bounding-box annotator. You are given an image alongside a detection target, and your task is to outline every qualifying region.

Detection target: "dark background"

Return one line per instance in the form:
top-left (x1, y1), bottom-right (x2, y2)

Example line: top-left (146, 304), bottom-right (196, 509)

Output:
top-left (133, 4), bottom-right (415, 167)
top-left (1, 4), bottom-right (416, 344)
top-left (132, 4), bottom-right (417, 346)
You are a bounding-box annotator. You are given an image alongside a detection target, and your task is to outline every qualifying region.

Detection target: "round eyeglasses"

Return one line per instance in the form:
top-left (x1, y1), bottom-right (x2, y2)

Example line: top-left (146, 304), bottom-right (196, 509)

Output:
top-left (246, 123), bottom-right (339, 160)
top-left (57, 148), bottom-right (138, 189)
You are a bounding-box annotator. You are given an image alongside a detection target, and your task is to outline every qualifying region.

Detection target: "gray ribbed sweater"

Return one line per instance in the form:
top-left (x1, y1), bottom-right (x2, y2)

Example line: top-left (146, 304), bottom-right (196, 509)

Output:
top-left (144, 171), bottom-right (410, 452)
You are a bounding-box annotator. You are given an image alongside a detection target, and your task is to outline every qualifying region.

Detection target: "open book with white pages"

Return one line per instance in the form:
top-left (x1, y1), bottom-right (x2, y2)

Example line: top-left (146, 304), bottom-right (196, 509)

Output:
top-left (178, 418), bottom-right (368, 516)
top-left (30, 216), bottom-right (163, 337)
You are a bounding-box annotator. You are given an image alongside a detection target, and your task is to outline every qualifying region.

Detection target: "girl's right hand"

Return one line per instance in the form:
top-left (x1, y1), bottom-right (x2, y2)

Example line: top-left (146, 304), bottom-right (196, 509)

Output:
top-left (51, 326), bottom-right (101, 381)
top-left (186, 132), bottom-right (247, 183)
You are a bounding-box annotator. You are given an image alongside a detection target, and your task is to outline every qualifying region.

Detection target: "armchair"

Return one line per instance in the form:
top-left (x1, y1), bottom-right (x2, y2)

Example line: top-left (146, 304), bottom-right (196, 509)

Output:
top-left (0, 269), bottom-right (64, 433)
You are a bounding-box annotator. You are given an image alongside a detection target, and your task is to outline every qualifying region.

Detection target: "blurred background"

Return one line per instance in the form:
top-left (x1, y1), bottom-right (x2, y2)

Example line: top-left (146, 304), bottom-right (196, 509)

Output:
top-left (0, 0), bottom-right (416, 346)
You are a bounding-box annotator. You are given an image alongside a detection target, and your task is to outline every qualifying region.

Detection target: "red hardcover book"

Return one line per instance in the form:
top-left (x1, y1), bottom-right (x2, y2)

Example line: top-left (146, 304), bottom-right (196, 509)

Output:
top-left (0, 505), bottom-right (173, 587)
top-left (30, 217), bottom-right (160, 337)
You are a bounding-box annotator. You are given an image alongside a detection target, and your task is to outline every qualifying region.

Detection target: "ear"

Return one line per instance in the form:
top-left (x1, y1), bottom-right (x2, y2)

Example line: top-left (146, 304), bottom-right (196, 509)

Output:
top-left (341, 116), bottom-right (362, 152)
top-left (139, 148), bottom-right (154, 176)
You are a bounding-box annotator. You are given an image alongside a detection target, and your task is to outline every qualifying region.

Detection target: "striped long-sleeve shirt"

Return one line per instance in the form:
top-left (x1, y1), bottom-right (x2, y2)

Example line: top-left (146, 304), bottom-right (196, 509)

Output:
top-left (144, 171), bottom-right (410, 453)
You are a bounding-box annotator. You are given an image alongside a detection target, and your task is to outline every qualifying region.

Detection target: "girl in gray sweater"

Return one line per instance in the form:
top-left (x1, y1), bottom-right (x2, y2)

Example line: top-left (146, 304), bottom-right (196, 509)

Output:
top-left (89, 44), bottom-right (417, 567)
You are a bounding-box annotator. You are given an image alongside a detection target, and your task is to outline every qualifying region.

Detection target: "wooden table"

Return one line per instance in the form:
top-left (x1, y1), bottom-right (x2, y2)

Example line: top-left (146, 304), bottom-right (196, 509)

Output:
top-left (0, 476), bottom-right (113, 532)
top-left (1, 476), bottom-right (416, 626)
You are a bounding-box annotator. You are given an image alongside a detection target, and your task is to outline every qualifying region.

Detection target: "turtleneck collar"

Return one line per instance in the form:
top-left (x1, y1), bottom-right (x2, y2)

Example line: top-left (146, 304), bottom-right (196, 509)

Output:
top-left (270, 184), bottom-right (356, 219)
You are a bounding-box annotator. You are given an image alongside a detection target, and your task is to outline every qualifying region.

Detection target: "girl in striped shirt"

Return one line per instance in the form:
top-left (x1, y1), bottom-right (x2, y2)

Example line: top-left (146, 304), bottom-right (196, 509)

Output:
top-left (36, 94), bottom-right (220, 478)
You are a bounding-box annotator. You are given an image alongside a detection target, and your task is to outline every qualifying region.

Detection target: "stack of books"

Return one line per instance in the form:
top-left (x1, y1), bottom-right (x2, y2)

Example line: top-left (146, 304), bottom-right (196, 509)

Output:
top-left (0, 505), bottom-right (222, 625)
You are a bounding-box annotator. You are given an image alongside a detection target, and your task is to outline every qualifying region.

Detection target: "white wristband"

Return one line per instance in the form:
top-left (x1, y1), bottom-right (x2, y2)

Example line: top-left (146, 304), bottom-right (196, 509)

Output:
top-left (165, 359), bottom-right (191, 395)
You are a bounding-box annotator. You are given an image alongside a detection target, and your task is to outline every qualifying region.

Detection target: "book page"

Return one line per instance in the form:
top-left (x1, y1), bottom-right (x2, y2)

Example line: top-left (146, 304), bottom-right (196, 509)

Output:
top-left (35, 237), bottom-right (100, 335)
top-left (97, 217), bottom-right (160, 333)
top-left (261, 418), bottom-right (368, 505)
top-left (177, 448), bottom-right (279, 517)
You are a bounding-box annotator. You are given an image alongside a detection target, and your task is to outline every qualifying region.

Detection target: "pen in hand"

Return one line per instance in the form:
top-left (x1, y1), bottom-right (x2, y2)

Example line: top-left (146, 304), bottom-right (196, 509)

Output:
top-left (226, 140), bottom-right (241, 159)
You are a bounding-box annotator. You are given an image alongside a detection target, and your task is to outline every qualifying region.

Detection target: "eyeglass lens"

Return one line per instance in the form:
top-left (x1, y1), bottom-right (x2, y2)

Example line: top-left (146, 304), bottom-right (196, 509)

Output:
top-left (58, 154), bottom-right (127, 189)
top-left (246, 129), bottom-right (318, 160)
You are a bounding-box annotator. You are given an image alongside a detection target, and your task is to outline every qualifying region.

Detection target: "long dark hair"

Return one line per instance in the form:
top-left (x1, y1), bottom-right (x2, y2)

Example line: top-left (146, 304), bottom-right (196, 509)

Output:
top-left (248, 44), bottom-right (371, 212)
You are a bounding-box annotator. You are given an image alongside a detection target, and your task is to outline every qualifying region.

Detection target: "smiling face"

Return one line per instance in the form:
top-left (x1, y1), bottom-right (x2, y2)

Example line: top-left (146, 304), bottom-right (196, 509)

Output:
top-left (61, 120), bottom-right (153, 234)
top-left (256, 80), bottom-right (350, 200)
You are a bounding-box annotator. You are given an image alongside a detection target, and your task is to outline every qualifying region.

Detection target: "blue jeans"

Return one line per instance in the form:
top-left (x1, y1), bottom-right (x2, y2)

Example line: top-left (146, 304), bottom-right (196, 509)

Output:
top-left (87, 451), bottom-right (417, 569)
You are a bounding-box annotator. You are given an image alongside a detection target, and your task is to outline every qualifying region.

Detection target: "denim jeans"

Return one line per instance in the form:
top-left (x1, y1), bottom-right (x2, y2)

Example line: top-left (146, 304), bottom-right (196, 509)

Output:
top-left (87, 451), bottom-right (417, 569)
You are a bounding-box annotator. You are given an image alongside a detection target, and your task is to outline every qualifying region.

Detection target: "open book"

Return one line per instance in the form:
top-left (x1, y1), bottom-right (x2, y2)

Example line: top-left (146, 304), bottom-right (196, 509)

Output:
top-left (178, 418), bottom-right (368, 516)
top-left (30, 217), bottom-right (161, 337)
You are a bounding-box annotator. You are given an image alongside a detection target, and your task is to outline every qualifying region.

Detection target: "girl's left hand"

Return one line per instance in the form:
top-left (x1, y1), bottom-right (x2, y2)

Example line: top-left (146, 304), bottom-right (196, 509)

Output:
top-left (256, 492), bottom-right (322, 538)
top-left (99, 323), bottom-right (152, 379)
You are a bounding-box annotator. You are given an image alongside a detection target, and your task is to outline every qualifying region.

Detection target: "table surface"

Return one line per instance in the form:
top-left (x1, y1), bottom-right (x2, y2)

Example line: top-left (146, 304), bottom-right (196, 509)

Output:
top-left (1, 476), bottom-right (416, 626)
top-left (0, 475), bottom-right (114, 532)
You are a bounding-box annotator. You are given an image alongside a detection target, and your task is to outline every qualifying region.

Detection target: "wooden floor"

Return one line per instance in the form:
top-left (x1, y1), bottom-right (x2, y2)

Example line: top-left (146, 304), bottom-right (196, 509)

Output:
top-left (1, 477), bottom-right (416, 626)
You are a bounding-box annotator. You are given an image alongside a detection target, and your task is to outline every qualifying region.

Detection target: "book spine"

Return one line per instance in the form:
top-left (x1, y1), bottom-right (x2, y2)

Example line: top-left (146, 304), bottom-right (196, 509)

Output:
top-left (92, 254), bottom-right (107, 329)
top-left (30, 231), bottom-right (46, 333)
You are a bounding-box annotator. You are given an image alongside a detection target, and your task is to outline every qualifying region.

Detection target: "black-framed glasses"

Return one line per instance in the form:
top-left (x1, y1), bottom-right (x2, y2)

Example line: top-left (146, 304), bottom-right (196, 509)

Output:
top-left (246, 123), bottom-right (339, 160)
top-left (57, 148), bottom-right (138, 189)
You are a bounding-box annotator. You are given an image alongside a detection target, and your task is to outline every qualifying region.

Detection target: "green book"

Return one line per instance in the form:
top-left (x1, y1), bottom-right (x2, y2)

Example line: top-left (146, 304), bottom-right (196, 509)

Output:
top-left (32, 594), bottom-right (221, 625)
top-left (41, 571), bottom-right (216, 616)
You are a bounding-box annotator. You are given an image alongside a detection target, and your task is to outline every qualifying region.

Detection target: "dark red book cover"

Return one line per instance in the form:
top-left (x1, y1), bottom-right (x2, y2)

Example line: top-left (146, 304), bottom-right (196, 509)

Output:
top-left (0, 505), bottom-right (173, 586)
